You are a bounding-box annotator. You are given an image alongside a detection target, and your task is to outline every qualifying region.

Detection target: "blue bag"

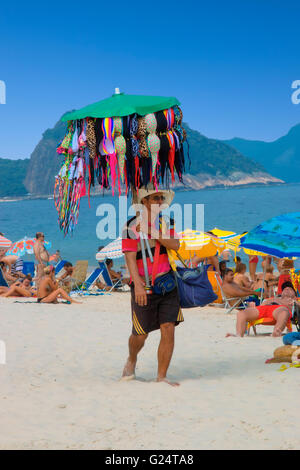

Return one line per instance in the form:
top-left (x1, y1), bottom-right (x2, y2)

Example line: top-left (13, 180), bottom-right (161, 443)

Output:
top-left (153, 271), bottom-right (177, 296)
top-left (174, 265), bottom-right (218, 308)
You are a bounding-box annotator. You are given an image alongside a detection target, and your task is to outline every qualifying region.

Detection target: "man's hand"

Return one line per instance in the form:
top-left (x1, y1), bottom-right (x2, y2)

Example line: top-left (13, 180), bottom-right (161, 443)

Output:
top-left (134, 280), bottom-right (147, 306)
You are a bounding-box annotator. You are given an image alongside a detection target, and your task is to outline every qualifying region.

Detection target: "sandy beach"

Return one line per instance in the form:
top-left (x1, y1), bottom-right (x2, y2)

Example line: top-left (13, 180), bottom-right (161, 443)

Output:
top-left (0, 292), bottom-right (298, 450)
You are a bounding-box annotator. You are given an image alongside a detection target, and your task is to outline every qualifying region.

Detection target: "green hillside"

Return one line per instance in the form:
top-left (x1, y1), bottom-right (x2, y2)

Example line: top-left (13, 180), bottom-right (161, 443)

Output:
top-left (184, 124), bottom-right (266, 176)
top-left (0, 158), bottom-right (30, 197)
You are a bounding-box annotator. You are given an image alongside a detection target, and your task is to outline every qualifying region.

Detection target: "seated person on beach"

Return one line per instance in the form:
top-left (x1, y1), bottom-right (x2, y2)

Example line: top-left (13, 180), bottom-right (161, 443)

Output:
top-left (233, 256), bottom-right (241, 272)
top-left (57, 262), bottom-right (74, 290)
top-left (219, 260), bottom-right (227, 279)
top-left (0, 254), bottom-right (25, 284)
top-left (226, 282), bottom-right (299, 338)
top-left (105, 258), bottom-right (130, 285)
top-left (192, 255), bottom-right (221, 275)
top-left (37, 265), bottom-right (80, 304)
top-left (253, 266), bottom-right (279, 298)
top-left (0, 275), bottom-right (36, 298)
top-left (222, 268), bottom-right (257, 305)
top-left (234, 263), bottom-right (253, 289)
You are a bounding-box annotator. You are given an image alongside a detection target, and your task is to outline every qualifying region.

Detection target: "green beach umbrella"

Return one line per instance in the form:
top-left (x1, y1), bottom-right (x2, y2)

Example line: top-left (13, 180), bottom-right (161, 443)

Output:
top-left (62, 89), bottom-right (180, 121)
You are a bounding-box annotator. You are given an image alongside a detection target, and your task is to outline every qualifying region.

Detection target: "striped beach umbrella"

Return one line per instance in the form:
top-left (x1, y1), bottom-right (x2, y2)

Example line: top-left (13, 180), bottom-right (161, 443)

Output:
top-left (96, 237), bottom-right (123, 261)
top-left (177, 229), bottom-right (226, 259)
top-left (0, 236), bottom-right (12, 249)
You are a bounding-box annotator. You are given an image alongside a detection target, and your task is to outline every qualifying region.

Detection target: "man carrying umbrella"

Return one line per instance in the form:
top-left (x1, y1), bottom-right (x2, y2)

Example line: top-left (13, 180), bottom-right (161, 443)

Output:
top-left (121, 185), bottom-right (183, 386)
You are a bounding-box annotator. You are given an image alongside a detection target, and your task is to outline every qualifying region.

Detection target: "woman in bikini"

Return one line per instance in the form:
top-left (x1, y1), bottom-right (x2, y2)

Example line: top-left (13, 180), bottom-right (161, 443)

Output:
top-left (37, 266), bottom-right (81, 304)
top-left (0, 275), bottom-right (36, 298)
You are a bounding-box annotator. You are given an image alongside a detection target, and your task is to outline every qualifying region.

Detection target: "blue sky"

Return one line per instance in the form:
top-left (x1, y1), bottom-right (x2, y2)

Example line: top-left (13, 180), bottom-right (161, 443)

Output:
top-left (1, 0), bottom-right (300, 159)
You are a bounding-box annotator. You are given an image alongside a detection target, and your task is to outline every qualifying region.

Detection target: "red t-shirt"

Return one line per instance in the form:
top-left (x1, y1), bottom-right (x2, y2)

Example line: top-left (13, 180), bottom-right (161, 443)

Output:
top-left (122, 216), bottom-right (176, 278)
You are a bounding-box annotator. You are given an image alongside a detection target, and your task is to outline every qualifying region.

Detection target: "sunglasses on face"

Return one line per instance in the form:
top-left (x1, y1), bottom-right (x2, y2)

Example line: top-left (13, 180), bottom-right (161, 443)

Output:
top-left (149, 195), bottom-right (166, 202)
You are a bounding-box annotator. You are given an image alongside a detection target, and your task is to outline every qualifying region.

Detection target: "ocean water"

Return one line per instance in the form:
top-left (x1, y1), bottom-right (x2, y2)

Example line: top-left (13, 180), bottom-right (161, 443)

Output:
top-left (1, 183), bottom-right (300, 268)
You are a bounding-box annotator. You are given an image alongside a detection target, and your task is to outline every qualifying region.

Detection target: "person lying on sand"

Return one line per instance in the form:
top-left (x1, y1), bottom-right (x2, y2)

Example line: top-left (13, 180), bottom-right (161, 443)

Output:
top-left (0, 275), bottom-right (36, 297)
top-left (37, 266), bottom-right (81, 304)
top-left (222, 268), bottom-right (257, 305)
top-left (226, 282), bottom-right (299, 338)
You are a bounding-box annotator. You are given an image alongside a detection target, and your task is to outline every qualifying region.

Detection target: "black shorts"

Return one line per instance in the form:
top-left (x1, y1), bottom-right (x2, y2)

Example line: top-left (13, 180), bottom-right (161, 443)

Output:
top-left (131, 285), bottom-right (184, 335)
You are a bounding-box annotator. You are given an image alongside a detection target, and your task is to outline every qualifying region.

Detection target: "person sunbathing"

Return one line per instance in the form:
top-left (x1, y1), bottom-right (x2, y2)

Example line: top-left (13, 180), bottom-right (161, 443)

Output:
top-left (37, 266), bottom-right (81, 304)
top-left (0, 254), bottom-right (25, 284)
top-left (106, 259), bottom-right (130, 285)
top-left (226, 282), bottom-right (299, 338)
top-left (57, 262), bottom-right (74, 291)
top-left (222, 268), bottom-right (257, 305)
top-left (234, 263), bottom-right (253, 289)
top-left (253, 266), bottom-right (278, 297)
top-left (0, 275), bottom-right (36, 298)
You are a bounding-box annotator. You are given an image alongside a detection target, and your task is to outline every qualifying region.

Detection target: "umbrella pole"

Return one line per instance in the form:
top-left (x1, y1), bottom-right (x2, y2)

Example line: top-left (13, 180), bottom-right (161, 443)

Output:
top-left (260, 261), bottom-right (267, 304)
top-left (140, 235), bottom-right (151, 291)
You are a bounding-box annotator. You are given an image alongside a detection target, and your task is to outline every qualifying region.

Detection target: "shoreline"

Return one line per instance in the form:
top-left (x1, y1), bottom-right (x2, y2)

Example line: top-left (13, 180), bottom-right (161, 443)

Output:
top-left (0, 180), bottom-right (295, 203)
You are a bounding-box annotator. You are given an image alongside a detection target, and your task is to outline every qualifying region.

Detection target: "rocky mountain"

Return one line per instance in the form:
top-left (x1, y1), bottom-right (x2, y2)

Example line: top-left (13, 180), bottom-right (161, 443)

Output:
top-left (0, 158), bottom-right (30, 197)
top-left (1, 117), bottom-right (283, 198)
top-left (224, 124), bottom-right (300, 183)
top-left (24, 119), bottom-right (68, 196)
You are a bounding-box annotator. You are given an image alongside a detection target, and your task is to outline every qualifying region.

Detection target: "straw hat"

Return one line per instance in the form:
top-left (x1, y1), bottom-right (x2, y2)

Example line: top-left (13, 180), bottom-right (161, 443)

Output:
top-left (136, 184), bottom-right (174, 207)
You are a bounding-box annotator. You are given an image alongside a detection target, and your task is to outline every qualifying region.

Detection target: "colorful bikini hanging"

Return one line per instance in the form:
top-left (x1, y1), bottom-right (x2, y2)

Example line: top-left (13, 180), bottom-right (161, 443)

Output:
top-left (55, 104), bottom-right (186, 235)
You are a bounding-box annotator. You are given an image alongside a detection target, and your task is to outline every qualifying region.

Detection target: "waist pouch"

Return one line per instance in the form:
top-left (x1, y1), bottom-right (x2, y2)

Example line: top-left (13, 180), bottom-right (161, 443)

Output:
top-left (153, 271), bottom-right (177, 296)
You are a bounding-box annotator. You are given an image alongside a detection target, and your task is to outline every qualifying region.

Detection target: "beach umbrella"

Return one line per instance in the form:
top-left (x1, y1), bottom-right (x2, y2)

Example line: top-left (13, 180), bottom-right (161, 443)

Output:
top-left (55, 89), bottom-right (187, 236)
top-left (6, 237), bottom-right (52, 257)
top-left (176, 229), bottom-right (226, 260)
top-left (95, 237), bottom-right (123, 261)
top-left (62, 92), bottom-right (180, 121)
top-left (210, 227), bottom-right (245, 254)
top-left (0, 236), bottom-right (12, 249)
top-left (240, 212), bottom-right (300, 258)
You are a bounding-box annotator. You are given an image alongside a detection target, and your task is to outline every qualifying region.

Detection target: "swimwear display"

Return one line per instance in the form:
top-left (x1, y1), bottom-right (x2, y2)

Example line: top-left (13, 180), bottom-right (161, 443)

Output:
top-left (249, 256), bottom-right (259, 264)
top-left (55, 97), bottom-right (187, 236)
top-left (130, 284), bottom-right (183, 335)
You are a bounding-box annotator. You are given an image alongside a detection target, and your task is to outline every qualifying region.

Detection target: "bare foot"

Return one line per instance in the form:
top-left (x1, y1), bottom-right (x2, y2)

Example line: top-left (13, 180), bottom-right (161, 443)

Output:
top-left (71, 300), bottom-right (82, 304)
top-left (156, 377), bottom-right (180, 387)
top-left (226, 333), bottom-right (237, 338)
top-left (121, 358), bottom-right (136, 380)
top-left (271, 328), bottom-right (282, 337)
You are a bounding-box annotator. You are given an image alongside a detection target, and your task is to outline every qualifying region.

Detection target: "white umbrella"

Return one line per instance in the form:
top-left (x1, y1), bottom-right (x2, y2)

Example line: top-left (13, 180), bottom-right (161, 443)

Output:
top-left (96, 237), bottom-right (123, 261)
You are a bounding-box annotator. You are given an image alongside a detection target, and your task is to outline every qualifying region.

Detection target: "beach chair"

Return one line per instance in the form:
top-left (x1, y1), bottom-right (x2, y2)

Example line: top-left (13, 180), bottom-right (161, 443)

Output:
top-left (54, 259), bottom-right (67, 276)
top-left (247, 316), bottom-right (293, 336)
top-left (214, 272), bottom-right (249, 314)
top-left (98, 261), bottom-right (124, 292)
top-left (78, 267), bottom-right (103, 292)
top-left (22, 261), bottom-right (35, 277)
top-left (0, 267), bottom-right (9, 288)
